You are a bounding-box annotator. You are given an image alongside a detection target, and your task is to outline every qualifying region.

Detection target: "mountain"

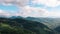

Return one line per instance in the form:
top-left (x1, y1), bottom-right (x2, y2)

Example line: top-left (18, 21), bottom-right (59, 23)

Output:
top-left (54, 26), bottom-right (60, 33)
top-left (26, 17), bottom-right (60, 29)
top-left (0, 17), bottom-right (58, 34)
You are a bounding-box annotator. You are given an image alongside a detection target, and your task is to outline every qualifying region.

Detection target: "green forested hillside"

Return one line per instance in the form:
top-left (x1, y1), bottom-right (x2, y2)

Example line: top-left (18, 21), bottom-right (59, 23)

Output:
top-left (0, 17), bottom-right (58, 34)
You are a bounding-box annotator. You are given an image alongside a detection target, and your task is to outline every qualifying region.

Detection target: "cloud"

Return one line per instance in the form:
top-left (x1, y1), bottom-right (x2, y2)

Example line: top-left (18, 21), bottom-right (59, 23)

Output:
top-left (15, 6), bottom-right (49, 17)
top-left (32, 0), bottom-right (60, 7)
top-left (1, 0), bottom-right (60, 7)
top-left (0, 0), bottom-right (60, 18)
top-left (47, 11), bottom-right (60, 18)
top-left (0, 0), bottom-right (48, 17)
top-left (15, 6), bottom-right (60, 18)
top-left (0, 5), bottom-right (60, 18)
top-left (0, 0), bottom-right (29, 7)
top-left (0, 10), bottom-right (11, 17)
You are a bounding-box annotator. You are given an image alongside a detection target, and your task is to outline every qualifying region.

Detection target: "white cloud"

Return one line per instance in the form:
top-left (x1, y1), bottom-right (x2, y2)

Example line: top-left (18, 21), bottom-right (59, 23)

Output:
top-left (0, 0), bottom-right (60, 18)
top-left (16, 6), bottom-right (49, 17)
top-left (0, 10), bottom-right (11, 17)
top-left (32, 0), bottom-right (60, 7)
top-left (47, 11), bottom-right (60, 18)
top-left (1, 0), bottom-right (60, 7)
top-left (0, 6), bottom-right (60, 18)
top-left (15, 6), bottom-right (60, 18)
top-left (0, 0), bottom-right (29, 7)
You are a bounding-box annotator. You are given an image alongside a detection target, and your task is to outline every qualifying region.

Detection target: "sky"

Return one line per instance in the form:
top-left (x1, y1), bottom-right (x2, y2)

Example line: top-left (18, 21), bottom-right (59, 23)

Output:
top-left (0, 0), bottom-right (60, 18)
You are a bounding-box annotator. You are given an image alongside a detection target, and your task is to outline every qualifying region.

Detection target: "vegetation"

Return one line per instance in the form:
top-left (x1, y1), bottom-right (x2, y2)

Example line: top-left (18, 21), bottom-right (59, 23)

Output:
top-left (0, 17), bottom-right (59, 34)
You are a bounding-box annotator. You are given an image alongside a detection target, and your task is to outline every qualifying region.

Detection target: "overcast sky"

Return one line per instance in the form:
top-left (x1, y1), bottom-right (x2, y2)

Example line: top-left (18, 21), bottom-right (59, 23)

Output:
top-left (0, 0), bottom-right (60, 18)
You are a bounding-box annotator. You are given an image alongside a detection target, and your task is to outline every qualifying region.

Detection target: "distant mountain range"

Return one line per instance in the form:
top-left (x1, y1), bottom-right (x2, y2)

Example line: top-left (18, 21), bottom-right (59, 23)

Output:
top-left (0, 16), bottom-right (60, 32)
top-left (25, 17), bottom-right (60, 29)
top-left (0, 16), bottom-right (59, 34)
top-left (2, 16), bottom-right (60, 29)
top-left (10, 16), bottom-right (60, 29)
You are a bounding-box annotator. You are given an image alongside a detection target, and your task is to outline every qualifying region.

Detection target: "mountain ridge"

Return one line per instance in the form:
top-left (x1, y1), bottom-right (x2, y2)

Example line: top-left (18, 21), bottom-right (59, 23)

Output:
top-left (0, 17), bottom-right (59, 34)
